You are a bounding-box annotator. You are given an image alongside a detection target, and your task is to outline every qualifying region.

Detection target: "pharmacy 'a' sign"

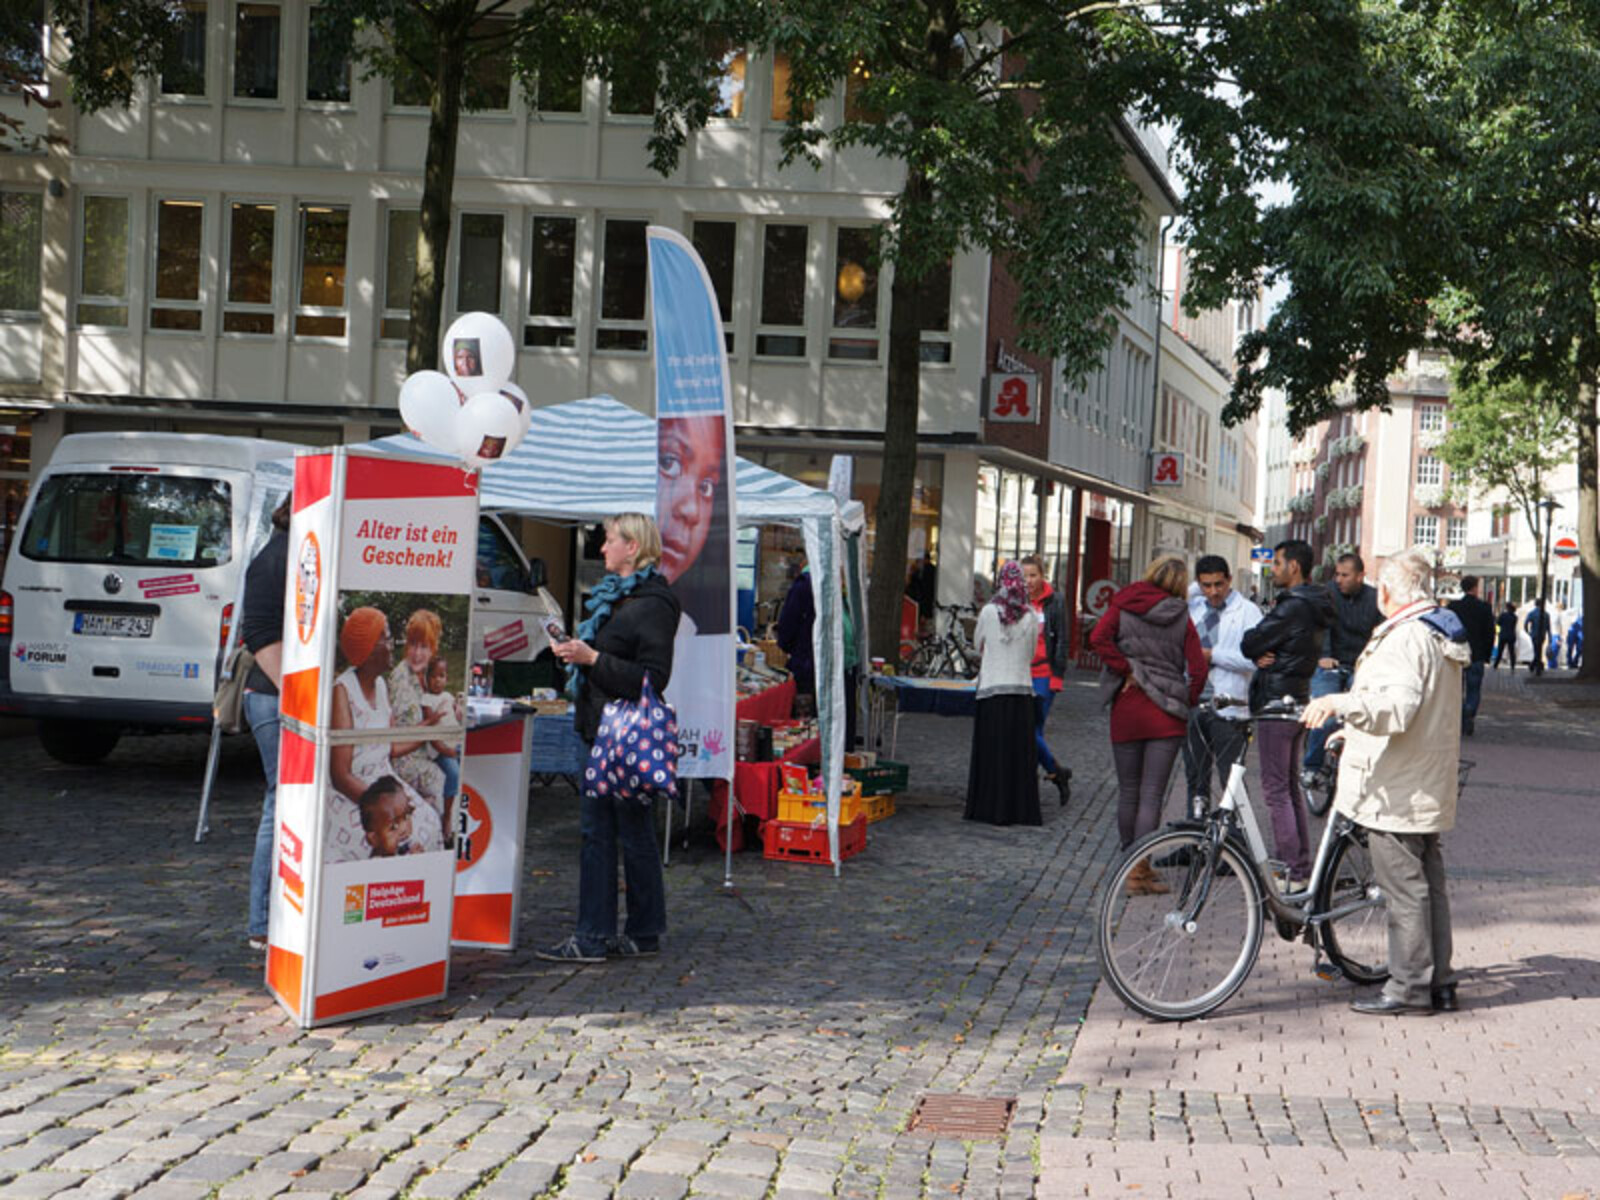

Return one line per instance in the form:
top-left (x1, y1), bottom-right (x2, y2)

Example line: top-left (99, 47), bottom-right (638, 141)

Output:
top-left (267, 447), bottom-right (478, 1027)
top-left (986, 373), bottom-right (1040, 424)
top-left (1151, 452), bottom-right (1184, 487)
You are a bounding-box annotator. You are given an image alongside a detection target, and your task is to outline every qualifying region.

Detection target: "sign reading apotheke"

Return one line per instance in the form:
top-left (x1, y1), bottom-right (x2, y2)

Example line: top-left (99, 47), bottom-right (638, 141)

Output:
top-left (985, 373), bottom-right (1040, 424)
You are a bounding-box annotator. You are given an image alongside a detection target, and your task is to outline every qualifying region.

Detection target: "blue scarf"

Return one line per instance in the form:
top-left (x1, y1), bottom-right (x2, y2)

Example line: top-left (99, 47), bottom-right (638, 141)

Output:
top-left (565, 566), bottom-right (659, 695)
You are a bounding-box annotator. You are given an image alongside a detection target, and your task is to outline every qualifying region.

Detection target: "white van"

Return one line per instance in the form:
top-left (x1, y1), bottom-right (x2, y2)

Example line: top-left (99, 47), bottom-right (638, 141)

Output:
top-left (1, 434), bottom-right (559, 763)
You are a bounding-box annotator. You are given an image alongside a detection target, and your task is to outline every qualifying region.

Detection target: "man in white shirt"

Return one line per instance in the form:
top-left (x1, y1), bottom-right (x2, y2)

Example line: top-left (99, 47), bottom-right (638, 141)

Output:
top-left (1182, 555), bottom-right (1264, 815)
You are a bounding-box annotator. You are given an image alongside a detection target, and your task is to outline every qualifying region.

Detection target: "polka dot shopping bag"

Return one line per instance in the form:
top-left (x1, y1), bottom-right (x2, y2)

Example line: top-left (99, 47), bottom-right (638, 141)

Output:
top-left (582, 675), bottom-right (680, 805)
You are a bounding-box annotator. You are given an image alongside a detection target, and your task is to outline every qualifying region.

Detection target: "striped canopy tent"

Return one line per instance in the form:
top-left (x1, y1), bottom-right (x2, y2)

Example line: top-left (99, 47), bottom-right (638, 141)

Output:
top-left (239, 396), bottom-right (868, 871)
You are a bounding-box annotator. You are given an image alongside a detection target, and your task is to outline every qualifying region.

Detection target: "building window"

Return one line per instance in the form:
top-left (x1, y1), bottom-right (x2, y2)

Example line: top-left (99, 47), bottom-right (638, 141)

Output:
top-left (454, 212), bottom-right (504, 315)
top-left (1418, 403), bottom-right (1445, 433)
top-left (769, 51), bottom-right (811, 122)
top-left (692, 219), bottom-right (736, 353)
top-left (1414, 514), bottom-right (1439, 547)
top-left (843, 58), bottom-right (880, 123)
top-left (0, 191), bottom-right (43, 315)
top-left (1447, 516), bottom-right (1466, 549)
top-left (77, 195), bottom-right (130, 327)
top-left (223, 201), bottom-right (275, 334)
top-left (464, 18), bottom-right (512, 110)
top-left (534, 59), bottom-right (583, 114)
top-left (596, 218), bottom-right (647, 352)
top-left (151, 199), bottom-right (204, 331)
top-left (305, 11), bottom-right (351, 103)
top-left (160, 1), bottom-right (207, 96)
top-left (608, 69), bottom-right (656, 116)
top-left (1416, 455), bottom-right (1442, 486)
top-left (918, 260), bottom-right (952, 364)
top-left (829, 226), bottom-right (879, 361)
top-left (233, 2), bottom-right (281, 100)
top-left (295, 203), bottom-right (348, 338)
top-left (380, 208), bottom-right (418, 341)
top-left (707, 38), bottom-right (746, 119)
top-left (757, 223), bottom-right (807, 357)
top-left (525, 215), bottom-right (577, 348)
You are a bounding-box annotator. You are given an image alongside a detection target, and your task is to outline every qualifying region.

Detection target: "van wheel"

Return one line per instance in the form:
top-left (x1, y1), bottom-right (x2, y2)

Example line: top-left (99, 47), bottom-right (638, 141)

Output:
top-left (39, 720), bottom-right (120, 765)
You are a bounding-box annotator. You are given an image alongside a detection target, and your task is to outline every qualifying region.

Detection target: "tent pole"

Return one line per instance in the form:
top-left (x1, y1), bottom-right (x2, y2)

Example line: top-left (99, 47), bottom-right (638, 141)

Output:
top-left (195, 723), bottom-right (223, 842)
top-left (723, 780), bottom-right (735, 889)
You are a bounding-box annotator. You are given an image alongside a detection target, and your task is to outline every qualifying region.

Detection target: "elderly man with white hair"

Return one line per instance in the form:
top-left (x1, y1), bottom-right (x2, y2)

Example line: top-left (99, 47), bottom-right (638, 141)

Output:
top-left (1301, 549), bottom-right (1473, 1016)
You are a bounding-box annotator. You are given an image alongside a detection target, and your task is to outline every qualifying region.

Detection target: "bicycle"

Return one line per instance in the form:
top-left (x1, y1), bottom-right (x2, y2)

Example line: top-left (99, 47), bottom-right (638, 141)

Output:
top-left (1097, 696), bottom-right (1393, 1021)
top-left (903, 602), bottom-right (980, 678)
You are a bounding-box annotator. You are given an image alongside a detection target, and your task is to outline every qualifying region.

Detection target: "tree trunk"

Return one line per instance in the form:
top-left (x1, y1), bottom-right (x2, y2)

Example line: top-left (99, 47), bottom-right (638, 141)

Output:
top-left (1576, 380), bottom-right (1600, 680)
top-left (867, 171), bottom-right (931, 665)
top-left (407, 31), bottom-right (467, 375)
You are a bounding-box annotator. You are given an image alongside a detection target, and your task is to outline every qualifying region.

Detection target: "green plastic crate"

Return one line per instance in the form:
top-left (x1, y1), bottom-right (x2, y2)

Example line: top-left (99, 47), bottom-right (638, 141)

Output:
top-left (847, 759), bottom-right (910, 796)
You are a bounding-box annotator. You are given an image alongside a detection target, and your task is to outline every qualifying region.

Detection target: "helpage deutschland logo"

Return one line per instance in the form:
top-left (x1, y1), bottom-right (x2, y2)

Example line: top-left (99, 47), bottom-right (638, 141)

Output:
top-left (343, 880), bottom-right (429, 927)
top-left (294, 531), bottom-right (321, 645)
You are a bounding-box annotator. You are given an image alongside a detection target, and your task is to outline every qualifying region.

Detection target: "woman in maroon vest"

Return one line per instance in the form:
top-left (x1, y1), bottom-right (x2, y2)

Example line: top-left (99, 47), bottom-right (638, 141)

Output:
top-left (1090, 556), bottom-right (1208, 895)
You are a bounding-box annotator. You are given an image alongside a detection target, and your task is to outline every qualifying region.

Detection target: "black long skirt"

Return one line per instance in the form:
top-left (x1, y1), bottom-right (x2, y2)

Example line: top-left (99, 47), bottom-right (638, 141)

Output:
top-left (964, 693), bottom-right (1041, 826)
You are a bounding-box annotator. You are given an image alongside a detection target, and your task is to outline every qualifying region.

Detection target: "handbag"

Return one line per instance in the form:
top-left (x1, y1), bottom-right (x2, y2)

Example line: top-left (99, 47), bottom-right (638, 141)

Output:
top-left (582, 675), bottom-right (680, 805)
top-left (213, 643), bottom-right (256, 734)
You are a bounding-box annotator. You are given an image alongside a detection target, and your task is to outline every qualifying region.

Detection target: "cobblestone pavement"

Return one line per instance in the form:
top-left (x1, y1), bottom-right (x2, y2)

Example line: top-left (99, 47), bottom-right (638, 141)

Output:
top-left (3, 669), bottom-right (1599, 1197)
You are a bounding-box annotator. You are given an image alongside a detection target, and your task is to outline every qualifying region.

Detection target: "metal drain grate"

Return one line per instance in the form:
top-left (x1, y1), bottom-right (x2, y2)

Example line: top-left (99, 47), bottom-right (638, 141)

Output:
top-left (907, 1094), bottom-right (1017, 1138)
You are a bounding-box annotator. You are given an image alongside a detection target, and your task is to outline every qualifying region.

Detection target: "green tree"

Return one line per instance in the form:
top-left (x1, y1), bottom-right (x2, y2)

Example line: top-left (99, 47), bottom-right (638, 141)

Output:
top-left (1436, 372), bottom-right (1576, 588)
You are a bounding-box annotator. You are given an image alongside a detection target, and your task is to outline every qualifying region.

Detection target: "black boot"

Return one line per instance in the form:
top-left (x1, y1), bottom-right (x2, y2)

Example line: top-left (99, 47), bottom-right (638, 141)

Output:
top-left (1049, 768), bottom-right (1071, 807)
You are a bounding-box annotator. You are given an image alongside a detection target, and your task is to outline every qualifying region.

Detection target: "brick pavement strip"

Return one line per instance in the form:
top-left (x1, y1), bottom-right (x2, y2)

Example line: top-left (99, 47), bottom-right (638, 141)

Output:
top-left (1, 675), bottom-right (1598, 1197)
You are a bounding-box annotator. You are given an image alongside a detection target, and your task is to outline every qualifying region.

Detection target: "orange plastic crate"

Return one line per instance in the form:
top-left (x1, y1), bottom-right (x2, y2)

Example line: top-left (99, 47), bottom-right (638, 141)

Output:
top-left (775, 784), bottom-right (863, 825)
top-left (862, 794), bottom-right (896, 824)
top-left (762, 814), bottom-right (867, 864)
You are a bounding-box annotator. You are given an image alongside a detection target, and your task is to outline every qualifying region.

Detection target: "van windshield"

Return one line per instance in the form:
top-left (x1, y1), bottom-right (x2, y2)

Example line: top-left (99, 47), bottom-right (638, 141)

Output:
top-left (20, 474), bottom-right (233, 568)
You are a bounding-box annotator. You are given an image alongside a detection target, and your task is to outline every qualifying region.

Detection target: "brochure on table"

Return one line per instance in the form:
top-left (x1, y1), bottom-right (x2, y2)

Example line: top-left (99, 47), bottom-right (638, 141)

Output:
top-left (265, 446), bottom-right (479, 1027)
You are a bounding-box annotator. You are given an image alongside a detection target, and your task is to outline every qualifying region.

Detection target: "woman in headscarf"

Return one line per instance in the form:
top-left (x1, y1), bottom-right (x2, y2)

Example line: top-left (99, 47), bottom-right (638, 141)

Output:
top-left (541, 513), bottom-right (681, 963)
top-left (964, 561), bottom-right (1042, 826)
top-left (327, 606), bottom-right (444, 861)
top-left (1090, 556), bottom-right (1208, 895)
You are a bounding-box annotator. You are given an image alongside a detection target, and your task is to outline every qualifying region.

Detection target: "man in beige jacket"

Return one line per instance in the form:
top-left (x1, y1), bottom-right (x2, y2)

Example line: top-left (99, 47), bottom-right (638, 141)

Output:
top-left (1302, 550), bottom-right (1473, 1016)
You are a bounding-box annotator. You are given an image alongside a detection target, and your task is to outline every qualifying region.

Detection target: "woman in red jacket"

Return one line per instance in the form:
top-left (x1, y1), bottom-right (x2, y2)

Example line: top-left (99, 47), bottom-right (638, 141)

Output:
top-left (1090, 556), bottom-right (1208, 895)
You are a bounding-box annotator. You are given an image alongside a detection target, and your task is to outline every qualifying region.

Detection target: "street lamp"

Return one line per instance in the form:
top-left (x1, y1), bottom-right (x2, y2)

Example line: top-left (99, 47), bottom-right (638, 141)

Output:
top-left (1538, 496), bottom-right (1562, 668)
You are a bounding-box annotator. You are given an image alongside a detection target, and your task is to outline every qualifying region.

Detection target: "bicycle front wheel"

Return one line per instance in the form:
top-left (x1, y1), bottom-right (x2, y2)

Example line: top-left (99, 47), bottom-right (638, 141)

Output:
top-left (1305, 749), bottom-right (1337, 818)
top-left (1098, 828), bottom-right (1265, 1021)
top-left (904, 642), bottom-right (942, 677)
top-left (1315, 827), bottom-right (1389, 985)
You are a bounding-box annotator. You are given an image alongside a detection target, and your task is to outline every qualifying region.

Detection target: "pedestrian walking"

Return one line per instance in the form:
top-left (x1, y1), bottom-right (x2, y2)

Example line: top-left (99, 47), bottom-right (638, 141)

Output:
top-left (1302, 553), bottom-right (1381, 790)
top-left (1524, 598), bottom-right (1550, 675)
top-left (1182, 555), bottom-right (1263, 814)
top-left (541, 512), bottom-right (680, 963)
top-left (1301, 549), bottom-right (1469, 1016)
top-left (964, 561), bottom-right (1042, 827)
top-left (1568, 614), bottom-right (1584, 668)
top-left (1447, 574), bottom-right (1496, 736)
top-left (1020, 555), bottom-right (1072, 806)
top-left (240, 497), bottom-right (290, 953)
top-left (1494, 601), bottom-right (1518, 669)
top-left (1090, 556), bottom-right (1208, 895)
top-left (1240, 539), bottom-right (1333, 885)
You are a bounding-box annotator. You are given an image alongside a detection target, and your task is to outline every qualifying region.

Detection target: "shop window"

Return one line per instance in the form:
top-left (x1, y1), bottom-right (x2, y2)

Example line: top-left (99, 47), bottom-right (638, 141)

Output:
top-left (151, 199), bottom-right (204, 332)
top-left (77, 195), bottom-right (130, 327)
top-left (294, 203), bottom-right (348, 338)
top-left (0, 191), bottom-right (43, 316)
top-left (380, 208), bottom-right (418, 341)
top-left (769, 51), bottom-right (812, 122)
top-left (596, 218), bottom-right (648, 352)
top-left (706, 36), bottom-right (746, 119)
top-left (160, 1), bottom-right (207, 96)
top-left (757, 224), bottom-right (807, 357)
top-left (525, 215), bottom-right (577, 348)
top-left (829, 226), bottom-right (880, 361)
top-left (454, 212), bottom-right (504, 315)
top-left (918, 258), bottom-right (952, 364)
top-left (692, 219), bottom-right (736, 353)
top-left (305, 9), bottom-right (351, 103)
top-left (232, 1), bottom-right (280, 100)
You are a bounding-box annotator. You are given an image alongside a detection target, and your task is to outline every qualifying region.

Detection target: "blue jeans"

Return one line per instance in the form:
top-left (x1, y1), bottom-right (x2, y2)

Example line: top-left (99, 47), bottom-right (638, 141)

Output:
top-left (244, 690), bottom-right (281, 938)
top-left (575, 790), bottom-right (666, 953)
top-left (1302, 666), bottom-right (1351, 773)
top-left (1031, 676), bottom-right (1062, 776)
top-left (436, 752), bottom-right (460, 802)
top-left (1461, 661), bottom-right (1485, 729)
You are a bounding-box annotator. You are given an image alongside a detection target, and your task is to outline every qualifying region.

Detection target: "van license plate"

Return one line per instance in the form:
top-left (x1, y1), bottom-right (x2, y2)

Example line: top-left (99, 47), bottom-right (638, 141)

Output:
top-left (73, 613), bottom-right (155, 638)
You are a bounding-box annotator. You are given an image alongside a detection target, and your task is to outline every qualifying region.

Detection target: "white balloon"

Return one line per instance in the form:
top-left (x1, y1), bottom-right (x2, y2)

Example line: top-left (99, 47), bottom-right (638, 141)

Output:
top-left (497, 382), bottom-right (532, 443)
top-left (457, 390), bottom-right (524, 469)
top-left (443, 312), bottom-right (516, 391)
top-left (398, 370), bottom-right (463, 453)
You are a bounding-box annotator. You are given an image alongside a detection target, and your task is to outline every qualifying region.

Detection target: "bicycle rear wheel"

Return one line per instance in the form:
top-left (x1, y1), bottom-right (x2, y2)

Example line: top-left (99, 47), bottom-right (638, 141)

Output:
top-left (1098, 828), bottom-right (1265, 1021)
top-left (1314, 826), bottom-right (1389, 985)
top-left (904, 642), bottom-right (942, 677)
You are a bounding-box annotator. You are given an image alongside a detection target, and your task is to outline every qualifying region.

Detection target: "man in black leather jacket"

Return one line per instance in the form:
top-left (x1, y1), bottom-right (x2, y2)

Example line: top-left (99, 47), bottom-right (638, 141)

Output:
top-left (1239, 540), bottom-right (1334, 882)
top-left (1303, 553), bottom-right (1382, 782)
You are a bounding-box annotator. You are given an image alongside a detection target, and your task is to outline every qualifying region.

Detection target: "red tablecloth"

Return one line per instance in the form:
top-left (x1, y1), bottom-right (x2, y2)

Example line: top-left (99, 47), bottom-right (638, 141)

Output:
top-left (735, 677), bottom-right (796, 725)
top-left (708, 679), bottom-right (812, 850)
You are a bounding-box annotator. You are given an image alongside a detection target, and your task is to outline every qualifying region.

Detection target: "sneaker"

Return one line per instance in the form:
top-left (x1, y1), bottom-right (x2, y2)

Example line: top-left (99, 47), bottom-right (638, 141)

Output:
top-left (247, 935), bottom-right (268, 953)
top-left (608, 935), bottom-right (660, 958)
top-left (536, 935), bottom-right (605, 964)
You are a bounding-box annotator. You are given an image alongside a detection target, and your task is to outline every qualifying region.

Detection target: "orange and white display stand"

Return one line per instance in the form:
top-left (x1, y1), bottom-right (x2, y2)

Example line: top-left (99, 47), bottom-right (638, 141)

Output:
top-left (451, 716), bottom-right (534, 950)
top-left (265, 447), bottom-right (479, 1027)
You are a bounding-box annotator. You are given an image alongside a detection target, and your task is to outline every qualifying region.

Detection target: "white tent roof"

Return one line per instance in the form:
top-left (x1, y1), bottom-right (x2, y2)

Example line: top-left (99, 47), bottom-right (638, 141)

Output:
top-left (363, 395), bottom-right (864, 530)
